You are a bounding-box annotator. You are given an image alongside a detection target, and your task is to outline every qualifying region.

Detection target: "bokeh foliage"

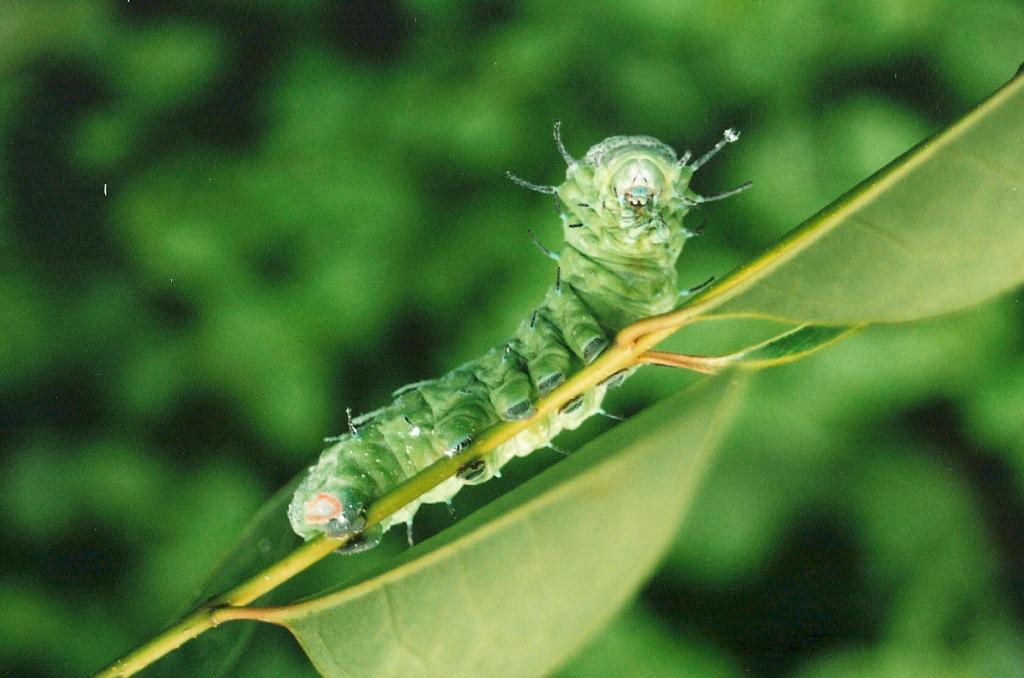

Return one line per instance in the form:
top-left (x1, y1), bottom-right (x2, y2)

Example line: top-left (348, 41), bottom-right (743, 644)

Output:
top-left (1, 1), bottom-right (1022, 676)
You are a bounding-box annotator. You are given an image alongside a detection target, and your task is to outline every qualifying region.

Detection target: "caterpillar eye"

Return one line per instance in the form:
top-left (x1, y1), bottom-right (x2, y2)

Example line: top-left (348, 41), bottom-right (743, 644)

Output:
top-left (305, 492), bottom-right (343, 524)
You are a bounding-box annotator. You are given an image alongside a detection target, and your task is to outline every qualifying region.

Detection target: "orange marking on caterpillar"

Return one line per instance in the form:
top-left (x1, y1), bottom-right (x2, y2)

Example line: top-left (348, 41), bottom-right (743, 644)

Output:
top-left (304, 493), bottom-right (343, 524)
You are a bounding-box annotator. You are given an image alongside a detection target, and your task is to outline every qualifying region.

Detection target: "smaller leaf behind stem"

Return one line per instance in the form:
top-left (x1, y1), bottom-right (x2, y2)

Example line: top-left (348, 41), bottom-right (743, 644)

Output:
top-left (641, 324), bottom-right (863, 373)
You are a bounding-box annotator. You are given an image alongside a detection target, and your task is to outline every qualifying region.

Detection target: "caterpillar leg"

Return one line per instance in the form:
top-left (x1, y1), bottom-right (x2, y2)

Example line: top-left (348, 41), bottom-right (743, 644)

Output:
top-left (435, 410), bottom-right (488, 454)
top-left (336, 523), bottom-right (384, 554)
top-left (600, 368), bottom-right (631, 389)
top-left (474, 347), bottom-right (536, 421)
top-left (544, 285), bottom-right (609, 363)
top-left (556, 388), bottom-right (604, 428)
top-left (456, 457), bottom-right (490, 484)
top-left (558, 394), bottom-right (585, 415)
top-left (515, 315), bottom-right (573, 394)
top-left (419, 369), bottom-right (498, 455)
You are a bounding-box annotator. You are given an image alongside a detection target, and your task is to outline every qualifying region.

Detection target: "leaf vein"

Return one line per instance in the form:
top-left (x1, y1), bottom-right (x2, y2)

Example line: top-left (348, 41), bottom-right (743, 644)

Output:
top-left (453, 551), bottom-right (495, 661)
top-left (850, 214), bottom-right (913, 254)
top-left (382, 582), bottom-right (429, 671)
top-left (947, 145), bottom-right (1024, 187)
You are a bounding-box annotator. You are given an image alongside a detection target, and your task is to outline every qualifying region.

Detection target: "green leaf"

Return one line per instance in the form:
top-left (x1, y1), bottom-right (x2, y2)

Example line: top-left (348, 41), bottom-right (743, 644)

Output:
top-left (721, 324), bottom-right (862, 370)
top-left (251, 376), bottom-right (745, 678)
top-left (686, 69), bottom-right (1024, 325)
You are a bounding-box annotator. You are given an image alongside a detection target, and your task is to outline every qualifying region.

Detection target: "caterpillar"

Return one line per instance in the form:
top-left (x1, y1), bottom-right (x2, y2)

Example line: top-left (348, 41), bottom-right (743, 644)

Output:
top-left (288, 124), bottom-right (750, 552)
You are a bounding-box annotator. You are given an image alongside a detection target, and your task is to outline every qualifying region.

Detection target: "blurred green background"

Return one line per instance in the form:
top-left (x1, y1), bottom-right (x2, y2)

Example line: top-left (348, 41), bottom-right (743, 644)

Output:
top-left (1, 1), bottom-right (1022, 676)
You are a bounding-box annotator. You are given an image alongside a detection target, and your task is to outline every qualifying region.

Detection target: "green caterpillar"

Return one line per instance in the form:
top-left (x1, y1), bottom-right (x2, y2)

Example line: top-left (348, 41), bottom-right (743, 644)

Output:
top-left (288, 124), bottom-right (750, 552)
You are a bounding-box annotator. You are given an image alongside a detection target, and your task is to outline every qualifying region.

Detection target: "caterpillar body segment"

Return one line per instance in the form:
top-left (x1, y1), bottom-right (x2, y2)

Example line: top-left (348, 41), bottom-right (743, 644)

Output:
top-left (288, 129), bottom-right (745, 548)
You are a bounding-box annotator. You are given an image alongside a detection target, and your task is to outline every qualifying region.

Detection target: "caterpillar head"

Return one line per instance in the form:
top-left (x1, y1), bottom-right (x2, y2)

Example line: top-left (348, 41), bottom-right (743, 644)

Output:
top-left (558, 135), bottom-right (694, 255)
top-left (548, 128), bottom-right (747, 264)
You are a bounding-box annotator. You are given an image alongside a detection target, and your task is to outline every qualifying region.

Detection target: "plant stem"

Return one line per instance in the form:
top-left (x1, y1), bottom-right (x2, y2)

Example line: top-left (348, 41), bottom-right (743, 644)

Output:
top-left (639, 350), bottom-right (721, 373)
top-left (93, 536), bottom-right (340, 677)
top-left (92, 312), bottom-right (711, 678)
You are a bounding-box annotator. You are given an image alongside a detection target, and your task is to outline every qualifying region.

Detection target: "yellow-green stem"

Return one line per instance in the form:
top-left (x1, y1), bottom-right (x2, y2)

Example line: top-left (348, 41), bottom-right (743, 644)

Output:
top-left (93, 313), bottom-right (696, 678)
